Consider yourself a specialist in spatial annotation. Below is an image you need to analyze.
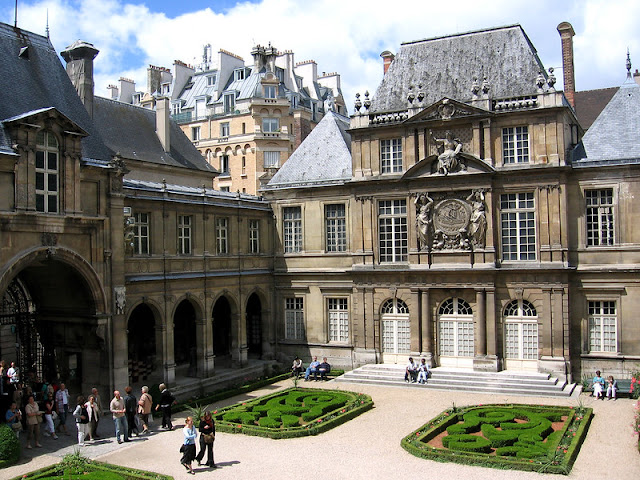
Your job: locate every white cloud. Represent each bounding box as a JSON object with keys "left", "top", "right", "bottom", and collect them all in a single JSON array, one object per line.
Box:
[{"left": 2, "top": 0, "right": 638, "bottom": 110}]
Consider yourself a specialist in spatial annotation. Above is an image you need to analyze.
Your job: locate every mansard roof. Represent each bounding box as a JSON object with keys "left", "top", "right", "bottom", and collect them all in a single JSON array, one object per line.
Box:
[
  {"left": 263, "top": 111, "right": 351, "bottom": 189},
  {"left": 0, "top": 22, "right": 112, "bottom": 162},
  {"left": 370, "top": 24, "right": 546, "bottom": 113},
  {"left": 93, "top": 97, "right": 215, "bottom": 173},
  {"left": 573, "top": 76, "right": 640, "bottom": 165}
]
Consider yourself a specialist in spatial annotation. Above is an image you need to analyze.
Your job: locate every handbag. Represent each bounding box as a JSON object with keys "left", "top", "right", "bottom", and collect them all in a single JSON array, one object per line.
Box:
[
  {"left": 52, "top": 411, "right": 58, "bottom": 420},
  {"left": 179, "top": 444, "right": 186, "bottom": 453},
  {"left": 202, "top": 433, "right": 215, "bottom": 444}
]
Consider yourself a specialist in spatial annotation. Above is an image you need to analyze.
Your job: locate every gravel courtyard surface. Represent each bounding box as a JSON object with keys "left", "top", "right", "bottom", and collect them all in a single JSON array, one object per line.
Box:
[{"left": 4, "top": 379, "right": 639, "bottom": 480}]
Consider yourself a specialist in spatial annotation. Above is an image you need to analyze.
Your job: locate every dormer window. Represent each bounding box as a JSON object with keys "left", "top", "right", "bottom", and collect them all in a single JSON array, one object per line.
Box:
[
  {"left": 264, "top": 85, "right": 277, "bottom": 99},
  {"left": 275, "top": 68, "right": 284, "bottom": 82},
  {"left": 234, "top": 68, "right": 245, "bottom": 81},
  {"left": 207, "top": 74, "right": 217, "bottom": 87},
  {"left": 223, "top": 93, "right": 236, "bottom": 114},
  {"left": 35, "top": 130, "right": 59, "bottom": 213}
]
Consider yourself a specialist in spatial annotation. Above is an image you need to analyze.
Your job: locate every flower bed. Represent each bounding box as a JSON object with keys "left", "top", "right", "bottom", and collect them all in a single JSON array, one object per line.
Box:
[
  {"left": 401, "top": 403, "right": 593, "bottom": 475},
  {"left": 212, "top": 387, "right": 372, "bottom": 439}
]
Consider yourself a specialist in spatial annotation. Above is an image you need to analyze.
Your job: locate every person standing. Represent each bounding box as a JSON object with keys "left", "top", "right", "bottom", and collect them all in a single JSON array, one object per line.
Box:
[
  {"left": 195, "top": 411, "right": 216, "bottom": 468},
  {"left": 43, "top": 392, "right": 58, "bottom": 439},
  {"left": 73, "top": 395, "right": 89, "bottom": 446},
  {"left": 110, "top": 390, "right": 129, "bottom": 444},
  {"left": 91, "top": 387, "right": 102, "bottom": 438},
  {"left": 0, "top": 360, "right": 5, "bottom": 395},
  {"left": 85, "top": 395, "right": 100, "bottom": 441},
  {"left": 55, "top": 383, "right": 70, "bottom": 435},
  {"left": 155, "top": 383, "right": 176, "bottom": 431},
  {"left": 25, "top": 394, "right": 43, "bottom": 448},
  {"left": 7, "top": 361, "right": 19, "bottom": 387},
  {"left": 137, "top": 385, "right": 153, "bottom": 434},
  {"left": 124, "top": 386, "right": 139, "bottom": 438},
  {"left": 180, "top": 416, "right": 197, "bottom": 474}
]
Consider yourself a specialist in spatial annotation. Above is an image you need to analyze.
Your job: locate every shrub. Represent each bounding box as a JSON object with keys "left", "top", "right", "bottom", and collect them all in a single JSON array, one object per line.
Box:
[
  {"left": 630, "top": 372, "right": 640, "bottom": 399},
  {"left": 0, "top": 423, "right": 20, "bottom": 468}
]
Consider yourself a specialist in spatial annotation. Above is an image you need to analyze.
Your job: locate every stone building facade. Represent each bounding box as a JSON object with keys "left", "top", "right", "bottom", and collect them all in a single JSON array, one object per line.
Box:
[{"left": 263, "top": 24, "right": 640, "bottom": 383}]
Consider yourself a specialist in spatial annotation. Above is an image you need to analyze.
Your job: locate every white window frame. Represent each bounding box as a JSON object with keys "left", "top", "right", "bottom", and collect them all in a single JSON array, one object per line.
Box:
[
  {"left": 220, "top": 122, "right": 230, "bottom": 137},
  {"left": 191, "top": 126, "right": 201, "bottom": 141},
  {"left": 381, "top": 299, "right": 410, "bottom": 354},
  {"left": 133, "top": 212, "right": 150, "bottom": 255},
  {"left": 264, "top": 85, "right": 277, "bottom": 99},
  {"left": 504, "top": 300, "right": 538, "bottom": 360},
  {"left": 220, "top": 155, "right": 230, "bottom": 174},
  {"left": 178, "top": 215, "right": 192, "bottom": 255},
  {"left": 223, "top": 93, "right": 235, "bottom": 113},
  {"left": 216, "top": 217, "right": 228, "bottom": 254},
  {"left": 380, "top": 138, "right": 403, "bottom": 173},
  {"left": 438, "top": 298, "right": 474, "bottom": 357},
  {"left": 325, "top": 204, "right": 346, "bottom": 252},
  {"left": 249, "top": 219, "right": 260, "bottom": 254},
  {"left": 283, "top": 206, "right": 302, "bottom": 253},
  {"left": 35, "top": 130, "right": 59, "bottom": 213},
  {"left": 328, "top": 298, "right": 349, "bottom": 343},
  {"left": 234, "top": 69, "right": 245, "bottom": 81},
  {"left": 378, "top": 199, "right": 407, "bottom": 263},
  {"left": 262, "top": 117, "right": 279, "bottom": 133},
  {"left": 502, "top": 126, "right": 530, "bottom": 164},
  {"left": 207, "top": 74, "right": 217, "bottom": 86},
  {"left": 500, "top": 192, "right": 536, "bottom": 261},
  {"left": 285, "top": 297, "right": 305, "bottom": 340},
  {"left": 588, "top": 301, "right": 617, "bottom": 353},
  {"left": 586, "top": 189, "right": 614, "bottom": 246}
]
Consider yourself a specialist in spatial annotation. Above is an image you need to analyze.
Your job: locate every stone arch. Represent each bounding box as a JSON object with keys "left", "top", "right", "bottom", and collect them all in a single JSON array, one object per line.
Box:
[
  {"left": 172, "top": 296, "right": 203, "bottom": 375},
  {"left": 127, "top": 301, "right": 162, "bottom": 383},
  {"left": 211, "top": 292, "right": 238, "bottom": 362}
]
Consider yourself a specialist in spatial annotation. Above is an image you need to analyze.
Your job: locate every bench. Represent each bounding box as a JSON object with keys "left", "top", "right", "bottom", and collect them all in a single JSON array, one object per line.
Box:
[{"left": 585, "top": 379, "right": 634, "bottom": 398}]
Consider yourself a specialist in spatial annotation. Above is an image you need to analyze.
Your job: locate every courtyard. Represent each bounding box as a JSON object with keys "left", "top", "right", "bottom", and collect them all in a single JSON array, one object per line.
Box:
[{"left": 4, "top": 378, "right": 638, "bottom": 479}]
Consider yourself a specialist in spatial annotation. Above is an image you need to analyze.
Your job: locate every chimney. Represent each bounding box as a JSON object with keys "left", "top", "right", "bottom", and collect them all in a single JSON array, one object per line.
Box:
[
  {"left": 107, "top": 84, "right": 118, "bottom": 100},
  {"left": 557, "top": 22, "right": 576, "bottom": 107},
  {"left": 380, "top": 50, "right": 395, "bottom": 75},
  {"left": 61, "top": 40, "right": 99, "bottom": 117},
  {"left": 156, "top": 97, "right": 170, "bottom": 153}
]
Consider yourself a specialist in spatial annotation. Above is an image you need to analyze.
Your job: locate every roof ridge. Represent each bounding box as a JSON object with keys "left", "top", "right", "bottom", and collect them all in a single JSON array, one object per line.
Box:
[{"left": 401, "top": 24, "right": 522, "bottom": 46}]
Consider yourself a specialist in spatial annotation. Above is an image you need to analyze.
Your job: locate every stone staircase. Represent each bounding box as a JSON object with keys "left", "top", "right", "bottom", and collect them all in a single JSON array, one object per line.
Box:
[{"left": 333, "top": 364, "right": 578, "bottom": 398}]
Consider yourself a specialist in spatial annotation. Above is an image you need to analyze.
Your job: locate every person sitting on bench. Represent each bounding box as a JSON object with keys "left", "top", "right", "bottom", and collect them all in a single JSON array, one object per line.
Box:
[
  {"left": 315, "top": 358, "right": 331, "bottom": 381},
  {"left": 291, "top": 357, "right": 304, "bottom": 377},
  {"left": 304, "top": 357, "right": 320, "bottom": 381}
]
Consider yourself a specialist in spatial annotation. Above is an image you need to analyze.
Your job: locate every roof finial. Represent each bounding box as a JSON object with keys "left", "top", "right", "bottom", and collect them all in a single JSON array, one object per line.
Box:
[
  {"left": 46, "top": 9, "right": 50, "bottom": 39},
  {"left": 626, "top": 48, "right": 632, "bottom": 79}
]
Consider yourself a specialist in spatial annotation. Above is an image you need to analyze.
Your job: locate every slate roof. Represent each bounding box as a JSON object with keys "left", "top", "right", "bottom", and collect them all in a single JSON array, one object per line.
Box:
[
  {"left": 574, "top": 87, "right": 618, "bottom": 130},
  {"left": 370, "top": 25, "right": 546, "bottom": 113},
  {"left": 264, "top": 111, "right": 351, "bottom": 189},
  {"left": 573, "top": 76, "right": 640, "bottom": 164},
  {"left": 0, "top": 22, "right": 112, "bottom": 162},
  {"left": 93, "top": 97, "right": 215, "bottom": 172}
]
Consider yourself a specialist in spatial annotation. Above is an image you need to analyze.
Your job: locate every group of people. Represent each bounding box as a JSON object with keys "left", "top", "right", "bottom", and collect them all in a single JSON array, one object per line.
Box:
[
  {"left": 180, "top": 411, "right": 216, "bottom": 474},
  {"left": 405, "top": 357, "right": 430, "bottom": 384},
  {"left": 592, "top": 370, "right": 618, "bottom": 400},
  {"left": 291, "top": 356, "right": 331, "bottom": 381}
]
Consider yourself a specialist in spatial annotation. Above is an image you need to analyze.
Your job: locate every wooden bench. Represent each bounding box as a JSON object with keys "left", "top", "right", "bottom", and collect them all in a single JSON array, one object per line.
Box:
[{"left": 585, "top": 379, "right": 633, "bottom": 398}]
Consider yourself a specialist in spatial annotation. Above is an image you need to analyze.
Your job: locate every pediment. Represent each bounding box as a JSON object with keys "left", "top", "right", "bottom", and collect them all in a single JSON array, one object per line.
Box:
[
  {"left": 404, "top": 97, "right": 491, "bottom": 124},
  {"left": 403, "top": 152, "right": 495, "bottom": 179},
  {"left": 2, "top": 107, "right": 88, "bottom": 136}
]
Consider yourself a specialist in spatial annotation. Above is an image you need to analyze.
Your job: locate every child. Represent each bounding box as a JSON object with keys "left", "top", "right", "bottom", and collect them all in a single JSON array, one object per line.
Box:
[
  {"left": 416, "top": 358, "right": 430, "bottom": 384},
  {"left": 606, "top": 375, "right": 618, "bottom": 400}
]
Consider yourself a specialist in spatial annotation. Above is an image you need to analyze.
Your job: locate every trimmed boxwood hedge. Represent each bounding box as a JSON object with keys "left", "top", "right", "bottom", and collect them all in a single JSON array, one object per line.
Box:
[
  {"left": 212, "top": 387, "right": 372, "bottom": 439},
  {"left": 401, "top": 403, "right": 593, "bottom": 475},
  {"left": 0, "top": 423, "right": 20, "bottom": 468},
  {"left": 11, "top": 459, "right": 173, "bottom": 480}
]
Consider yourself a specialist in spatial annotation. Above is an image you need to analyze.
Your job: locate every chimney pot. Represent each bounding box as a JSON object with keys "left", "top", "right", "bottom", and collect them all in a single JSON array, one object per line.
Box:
[
  {"left": 380, "top": 50, "right": 395, "bottom": 75},
  {"left": 557, "top": 22, "right": 576, "bottom": 108}
]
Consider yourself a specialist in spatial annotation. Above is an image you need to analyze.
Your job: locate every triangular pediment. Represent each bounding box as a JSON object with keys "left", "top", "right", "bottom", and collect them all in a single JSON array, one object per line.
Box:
[
  {"left": 2, "top": 107, "right": 89, "bottom": 137},
  {"left": 404, "top": 97, "right": 492, "bottom": 124},
  {"left": 403, "top": 152, "right": 495, "bottom": 179}
]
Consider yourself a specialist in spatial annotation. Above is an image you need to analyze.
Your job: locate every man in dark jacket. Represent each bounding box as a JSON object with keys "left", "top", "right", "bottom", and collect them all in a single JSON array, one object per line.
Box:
[
  {"left": 124, "top": 386, "right": 139, "bottom": 437},
  {"left": 155, "top": 383, "right": 176, "bottom": 430},
  {"left": 315, "top": 358, "right": 331, "bottom": 381}
]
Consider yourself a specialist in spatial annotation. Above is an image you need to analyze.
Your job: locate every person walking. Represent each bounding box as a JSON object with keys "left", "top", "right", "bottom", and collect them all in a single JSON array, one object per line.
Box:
[
  {"left": 73, "top": 395, "right": 89, "bottom": 446},
  {"left": 137, "top": 385, "right": 153, "bottom": 434},
  {"left": 85, "top": 395, "right": 100, "bottom": 441},
  {"left": 110, "top": 390, "right": 129, "bottom": 444},
  {"left": 180, "top": 416, "right": 197, "bottom": 474},
  {"left": 25, "top": 394, "right": 43, "bottom": 448},
  {"left": 195, "top": 410, "right": 216, "bottom": 468},
  {"left": 90, "top": 387, "right": 102, "bottom": 438},
  {"left": 155, "top": 383, "right": 176, "bottom": 431},
  {"left": 43, "top": 392, "right": 58, "bottom": 439},
  {"left": 124, "top": 386, "right": 139, "bottom": 438},
  {"left": 55, "top": 382, "right": 70, "bottom": 436}
]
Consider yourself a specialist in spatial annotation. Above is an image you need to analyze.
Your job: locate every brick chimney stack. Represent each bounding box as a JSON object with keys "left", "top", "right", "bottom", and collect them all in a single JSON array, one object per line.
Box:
[
  {"left": 557, "top": 22, "right": 576, "bottom": 108},
  {"left": 380, "top": 50, "right": 395, "bottom": 75},
  {"left": 61, "top": 40, "right": 100, "bottom": 117}
]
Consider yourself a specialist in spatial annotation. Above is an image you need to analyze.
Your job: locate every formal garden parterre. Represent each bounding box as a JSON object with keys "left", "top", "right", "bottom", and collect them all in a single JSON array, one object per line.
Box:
[
  {"left": 212, "top": 387, "right": 373, "bottom": 438},
  {"left": 401, "top": 403, "right": 593, "bottom": 475}
]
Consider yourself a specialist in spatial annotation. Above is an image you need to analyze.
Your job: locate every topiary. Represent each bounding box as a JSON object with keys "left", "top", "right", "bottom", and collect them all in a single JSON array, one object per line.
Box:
[{"left": 0, "top": 423, "right": 20, "bottom": 467}]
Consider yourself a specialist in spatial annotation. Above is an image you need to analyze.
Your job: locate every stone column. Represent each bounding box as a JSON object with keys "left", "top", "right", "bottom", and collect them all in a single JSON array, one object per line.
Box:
[
  {"left": 421, "top": 289, "right": 433, "bottom": 366},
  {"left": 475, "top": 289, "right": 487, "bottom": 356}
]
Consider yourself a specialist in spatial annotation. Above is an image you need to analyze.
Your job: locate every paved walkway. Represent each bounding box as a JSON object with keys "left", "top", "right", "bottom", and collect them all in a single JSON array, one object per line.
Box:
[{"left": 4, "top": 379, "right": 639, "bottom": 479}]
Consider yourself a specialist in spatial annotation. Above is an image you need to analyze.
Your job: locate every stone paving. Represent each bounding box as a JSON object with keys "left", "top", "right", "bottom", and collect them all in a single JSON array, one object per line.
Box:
[{"left": 3, "top": 379, "right": 639, "bottom": 480}]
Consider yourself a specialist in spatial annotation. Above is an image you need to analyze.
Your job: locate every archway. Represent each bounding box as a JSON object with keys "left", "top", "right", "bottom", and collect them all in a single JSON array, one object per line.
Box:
[
  {"left": 212, "top": 296, "right": 232, "bottom": 365},
  {"left": 127, "top": 304, "right": 158, "bottom": 383},
  {"left": 246, "top": 293, "right": 262, "bottom": 357},
  {"left": 173, "top": 300, "right": 197, "bottom": 376}
]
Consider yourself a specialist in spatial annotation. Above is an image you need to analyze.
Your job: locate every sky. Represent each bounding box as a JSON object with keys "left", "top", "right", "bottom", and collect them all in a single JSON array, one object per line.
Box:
[{"left": 2, "top": 0, "right": 639, "bottom": 111}]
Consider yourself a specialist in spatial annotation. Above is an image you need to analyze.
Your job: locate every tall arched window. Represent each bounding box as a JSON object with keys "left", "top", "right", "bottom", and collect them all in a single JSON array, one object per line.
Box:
[
  {"left": 438, "top": 298, "right": 474, "bottom": 357},
  {"left": 504, "top": 299, "right": 538, "bottom": 361},
  {"left": 35, "top": 130, "right": 59, "bottom": 213},
  {"left": 381, "top": 298, "right": 410, "bottom": 354}
]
